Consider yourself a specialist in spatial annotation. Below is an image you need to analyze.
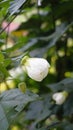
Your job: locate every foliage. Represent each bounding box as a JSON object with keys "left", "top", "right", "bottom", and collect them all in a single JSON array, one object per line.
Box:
[{"left": 0, "top": 0, "right": 73, "bottom": 130}]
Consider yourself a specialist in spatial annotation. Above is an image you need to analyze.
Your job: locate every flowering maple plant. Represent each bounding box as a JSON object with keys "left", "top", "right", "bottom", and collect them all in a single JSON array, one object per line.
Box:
[
  {"left": 52, "top": 91, "right": 68, "bottom": 105},
  {"left": 21, "top": 56, "right": 50, "bottom": 82}
]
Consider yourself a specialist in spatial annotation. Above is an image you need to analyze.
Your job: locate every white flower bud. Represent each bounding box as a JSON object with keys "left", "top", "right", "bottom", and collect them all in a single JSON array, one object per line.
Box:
[
  {"left": 21, "top": 56, "right": 50, "bottom": 82},
  {"left": 52, "top": 91, "right": 68, "bottom": 105}
]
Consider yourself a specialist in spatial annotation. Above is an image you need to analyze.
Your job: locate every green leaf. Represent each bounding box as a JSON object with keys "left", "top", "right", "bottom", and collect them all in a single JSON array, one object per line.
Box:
[
  {"left": 25, "top": 94, "right": 52, "bottom": 129},
  {"left": 63, "top": 93, "right": 73, "bottom": 116},
  {"left": 0, "top": 51, "right": 4, "bottom": 62},
  {"left": 47, "top": 78, "right": 73, "bottom": 92},
  {"left": 0, "top": 89, "right": 39, "bottom": 130},
  {"left": 0, "top": 0, "right": 9, "bottom": 7},
  {"left": 0, "top": 104, "right": 9, "bottom": 130},
  {"left": 0, "top": 63, "right": 9, "bottom": 78},
  {"left": 9, "top": 0, "right": 27, "bottom": 15},
  {"left": 4, "top": 59, "right": 11, "bottom": 67}
]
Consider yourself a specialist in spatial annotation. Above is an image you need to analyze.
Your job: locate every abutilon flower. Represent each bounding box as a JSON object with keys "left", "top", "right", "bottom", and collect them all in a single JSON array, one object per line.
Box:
[
  {"left": 21, "top": 56, "right": 50, "bottom": 82},
  {"left": 52, "top": 91, "right": 68, "bottom": 105}
]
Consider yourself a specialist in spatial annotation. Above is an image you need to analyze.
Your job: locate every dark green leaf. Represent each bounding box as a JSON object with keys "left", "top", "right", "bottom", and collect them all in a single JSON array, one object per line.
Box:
[
  {"left": 0, "top": 89, "right": 38, "bottom": 130},
  {"left": 47, "top": 78, "right": 73, "bottom": 92}
]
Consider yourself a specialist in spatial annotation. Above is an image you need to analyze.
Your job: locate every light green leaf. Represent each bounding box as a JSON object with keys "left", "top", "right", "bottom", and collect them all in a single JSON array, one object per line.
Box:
[{"left": 0, "top": 51, "right": 4, "bottom": 62}]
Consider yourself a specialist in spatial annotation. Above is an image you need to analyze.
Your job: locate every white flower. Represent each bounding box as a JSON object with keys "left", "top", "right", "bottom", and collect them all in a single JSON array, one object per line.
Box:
[
  {"left": 52, "top": 91, "right": 68, "bottom": 105},
  {"left": 21, "top": 56, "right": 50, "bottom": 82},
  {"left": 38, "top": 0, "right": 42, "bottom": 6},
  {"left": 9, "top": 66, "right": 23, "bottom": 78}
]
